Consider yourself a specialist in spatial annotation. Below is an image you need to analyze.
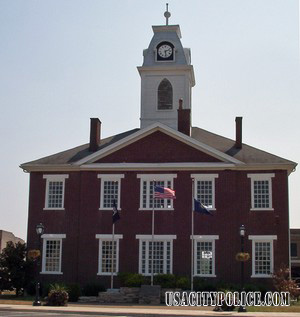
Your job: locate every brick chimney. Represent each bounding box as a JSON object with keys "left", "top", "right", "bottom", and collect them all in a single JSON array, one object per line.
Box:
[
  {"left": 235, "top": 117, "right": 242, "bottom": 149},
  {"left": 89, "top": 118, "right": 101, "bottom": 152},
  {"left": 177, "top": 99, "right": 191, "bottom": 136}
]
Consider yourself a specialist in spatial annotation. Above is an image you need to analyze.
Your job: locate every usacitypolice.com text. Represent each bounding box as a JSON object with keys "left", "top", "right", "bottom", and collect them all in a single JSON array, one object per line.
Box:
[{"left": 165, "top": 291, "right": 290, "bottom": 307}]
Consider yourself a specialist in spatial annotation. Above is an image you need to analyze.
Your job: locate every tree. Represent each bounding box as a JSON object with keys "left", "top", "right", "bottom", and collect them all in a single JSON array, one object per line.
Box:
[{"left": 0, "top": 241, "right": 34, "bottom": 296}]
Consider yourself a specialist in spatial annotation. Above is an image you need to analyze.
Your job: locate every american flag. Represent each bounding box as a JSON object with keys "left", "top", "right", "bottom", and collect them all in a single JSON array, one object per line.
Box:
[{"left": 154, "top": 185, "right": 176, "bottom": 199}]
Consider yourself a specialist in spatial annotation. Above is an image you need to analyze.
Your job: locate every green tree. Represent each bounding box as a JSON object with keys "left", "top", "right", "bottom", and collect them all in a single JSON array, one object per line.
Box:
[{"left": 0, "top": 241, "right": 34, "bottom": 296}]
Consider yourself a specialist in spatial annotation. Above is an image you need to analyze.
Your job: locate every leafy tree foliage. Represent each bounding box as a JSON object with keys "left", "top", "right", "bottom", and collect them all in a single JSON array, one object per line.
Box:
[{"left": 0, "top": 241, "right": 34, "bottom": 296}]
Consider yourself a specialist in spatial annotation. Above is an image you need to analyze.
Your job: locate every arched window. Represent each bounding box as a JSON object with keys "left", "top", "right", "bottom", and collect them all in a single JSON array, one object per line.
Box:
[{"left": 157, "top": 79, "right": 173, "bottom": 110}]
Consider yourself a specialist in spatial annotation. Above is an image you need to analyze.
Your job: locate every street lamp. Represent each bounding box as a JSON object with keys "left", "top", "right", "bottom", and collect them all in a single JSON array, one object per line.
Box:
[
  {"left": 238, "top": 225, "right": 247, "bottom": 313},
  {"left": 33, "top": 223, "right": 44, "bottom": 306}
]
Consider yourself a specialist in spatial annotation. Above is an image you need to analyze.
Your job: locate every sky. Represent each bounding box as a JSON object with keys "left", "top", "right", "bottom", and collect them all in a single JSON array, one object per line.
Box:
[{"left": 0, "top": 0, "right": 299, "bottom": 241}]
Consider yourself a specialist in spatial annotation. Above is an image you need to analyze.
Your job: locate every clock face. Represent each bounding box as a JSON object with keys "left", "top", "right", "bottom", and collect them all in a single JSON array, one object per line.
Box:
[{"left": 158, "top": 44, "right": 173, "bottom": 58}]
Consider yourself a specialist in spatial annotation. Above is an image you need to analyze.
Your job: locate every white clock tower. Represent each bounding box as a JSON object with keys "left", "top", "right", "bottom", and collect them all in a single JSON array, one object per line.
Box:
[{"left": 138, "top": 8, "right": 195, "bottom": 130}]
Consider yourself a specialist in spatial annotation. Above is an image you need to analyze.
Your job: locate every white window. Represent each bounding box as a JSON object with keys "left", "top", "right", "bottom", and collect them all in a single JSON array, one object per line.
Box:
[
  {"left": 137, "top": 174, "right": 177, "bottom": 210},
  {"left": 249, "top": 235, "right": 277, "bottom": 278},
  {"left": 41, "top": 234, "right": 66, "bottom": 274},
  {"left": 191, "top": 174, "right": 218, "bottom": 210},
  {"left": 192, "top": 235, "right": 218, "bottom": 277},
  {"left": 98, "top": 174, "right": 124, "bottom": 210},
  {"left": 43, "top": 175, "right": 69, "bottom": 210},
  {"left": 96, "top": 234, "right": 123, "bottom": 275},
  {"left": 248, "top": 174, "right": 275, "bottom": 210},
  {"left": 136, "top": 235, "right": 176, "bottom": 275}
]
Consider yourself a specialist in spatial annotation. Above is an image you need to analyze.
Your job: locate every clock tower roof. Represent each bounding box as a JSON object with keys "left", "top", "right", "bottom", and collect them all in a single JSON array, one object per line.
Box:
[{"left": 142, "top": 24, "right": 191, "bottom": 67}]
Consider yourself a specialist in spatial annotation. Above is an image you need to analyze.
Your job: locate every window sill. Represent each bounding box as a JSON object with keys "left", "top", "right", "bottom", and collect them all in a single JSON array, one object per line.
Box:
[
  {"left": 250, "top": 208, "right": 274, "bottom": 211},
  {"left": 251, "top": 274, "right": 272, "bottom": 278},
  {"left": 43, "top": 208, "right": 65, "bottom": 211},
  {"left": 139, "top": 208, "right": 174, "bottom": 211},
  {"left": 97, "top": 272, "right": 118, "bottom": 276},
  {"left": 99, "top": 208, "right": 122, "bottom": 211},
  {"left": 140, "top": 273, "right": 172, "bottom": 276},
  {"left": 40, "top": 271, "right": 63, "bottom": 275},
  {"left": 194, "top": 274, "right": 216, "bottom": 278}
]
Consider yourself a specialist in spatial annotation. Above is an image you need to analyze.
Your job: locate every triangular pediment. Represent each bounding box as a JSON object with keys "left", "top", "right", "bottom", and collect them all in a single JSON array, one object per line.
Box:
[
  {"left": 75, "top": 123, "right": 243, "bottom": 167},
  {"left": 95, "top": 130, "right": 221, "bottom": 164}
]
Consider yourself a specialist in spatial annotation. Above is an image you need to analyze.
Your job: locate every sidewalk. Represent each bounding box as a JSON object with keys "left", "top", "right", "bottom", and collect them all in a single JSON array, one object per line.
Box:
[{"left": 1, "top": 303, "right": 300, "bottom": 317}]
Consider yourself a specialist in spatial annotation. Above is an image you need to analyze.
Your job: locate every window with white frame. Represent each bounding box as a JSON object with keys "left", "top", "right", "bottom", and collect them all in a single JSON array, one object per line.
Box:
[
  {"left": 43, "top": 175, "right": 69, "bottom": 210},
  {"left": 96, "top": 234, "right": 123, "bottom": 275},
  {"left": 192, "top": 235, "right": 218, "bottom": 277},
  {"left": 98, "top": 174, "right": 124, "bottom": 210},
  {"left": 191, "top": 174, "right": 218, "bottom": 210},
  {"left": 137, "top": 174, "right": 177, "bottom": 210},
  {"left": 248, "top": 174, "right": 275, "bottom": 210},
  {"left": 136, "top": 235, "right": 176, "bottom": 275},
  {"left": 41, "top": 234, "right": 66, "bottom": 274},
  {"left": 249, "top": 235, "right": 277, "bottom": 277}
]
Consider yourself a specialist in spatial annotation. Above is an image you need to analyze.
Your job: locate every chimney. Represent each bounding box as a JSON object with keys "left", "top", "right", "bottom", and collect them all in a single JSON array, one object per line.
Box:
[
  {"left": 177, "top": 99, "right": 191, "bottom": 136},
  {"left": 89, "top": 118, "right": 101, "bottom": 152},
  {"left": 235, "top": 117, "right": 242, "bottom": 149}
]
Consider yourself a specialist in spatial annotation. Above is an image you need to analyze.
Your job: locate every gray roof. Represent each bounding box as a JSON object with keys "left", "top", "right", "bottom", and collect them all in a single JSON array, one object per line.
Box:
[{"left": 21, "top": 126, "right": 296, "bottom": 169}]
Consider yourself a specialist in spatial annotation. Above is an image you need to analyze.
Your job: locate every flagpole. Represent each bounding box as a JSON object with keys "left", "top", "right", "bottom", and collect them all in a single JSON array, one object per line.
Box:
[
  {"left": 151, "top": 180, "right": 155, "bottom": 286},
  {"left": 191, "top": 179, "right": 194, "bottom": 291},
  {"left": 111, "top": 222, "right": 115, "bottom": 289}
]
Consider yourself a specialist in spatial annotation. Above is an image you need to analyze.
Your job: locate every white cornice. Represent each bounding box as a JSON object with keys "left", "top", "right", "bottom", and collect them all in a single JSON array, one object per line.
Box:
[
  {"left": 20, "top": 162, "right": 295, "bottom": 173},
  {"left": 74, "top": 122, "right": 244, "bottom": 166}
]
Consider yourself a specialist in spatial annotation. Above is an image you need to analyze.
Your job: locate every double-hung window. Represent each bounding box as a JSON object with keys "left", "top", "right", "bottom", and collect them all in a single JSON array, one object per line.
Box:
[
  {"left": 249, "top": 235, "right": 277, "bottom": 278},
  {"left": 136, "top": 235, "right": 176, "bottom": 275},
  {"left": 192, "top": 235, "right": 218, "bottom": 277},
  {"left": 41, "top": 234, "right": 66, "bottom": 274},
  {"left": 137, "top": 174, "right": 177, "bottom": 210},
  {"left": 248, "top": 174, "right": 275, "bottom": 210},
  {"left": 98, "top": 174, "right": 124, "bottom": 210},
  {"left": 43, "top": 174, "right": 69, "bottom": 210},
  {"left": 96, "top": 234, "right": 123, "bottom": 275},
  {"left": 191, "top": 174, "right": 218, "bottom": 210}
]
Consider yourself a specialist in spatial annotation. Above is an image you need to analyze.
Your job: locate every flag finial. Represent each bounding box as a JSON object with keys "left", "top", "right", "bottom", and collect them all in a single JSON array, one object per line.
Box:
[{"left": 164, "top": 3, "right": 171, "bottom": 26}]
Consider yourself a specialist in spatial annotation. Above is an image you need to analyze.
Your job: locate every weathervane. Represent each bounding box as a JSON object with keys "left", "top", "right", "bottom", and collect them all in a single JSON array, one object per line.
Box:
[{"left": 164, "top": 3, "right": 171, "bottom": 26}]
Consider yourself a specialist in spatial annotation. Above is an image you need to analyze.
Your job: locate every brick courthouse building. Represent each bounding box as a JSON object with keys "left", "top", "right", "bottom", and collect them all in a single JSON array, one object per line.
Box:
[{"left": 21, "top": 16, "right": 296, "bottom": 288}]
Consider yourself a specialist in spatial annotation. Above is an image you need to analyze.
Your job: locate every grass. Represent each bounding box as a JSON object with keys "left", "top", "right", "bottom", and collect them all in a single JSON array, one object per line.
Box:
[{"left": 245, "top": 300, "right": 300, "bottom": 313}]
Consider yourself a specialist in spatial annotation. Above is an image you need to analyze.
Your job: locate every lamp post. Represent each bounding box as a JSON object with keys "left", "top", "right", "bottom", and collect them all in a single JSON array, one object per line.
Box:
[
  {"left": 238, "top": 225, "right": 247, "bottom": 313},
  {"left": 33, "top": 223, "right": 44, "bottom": 306}
]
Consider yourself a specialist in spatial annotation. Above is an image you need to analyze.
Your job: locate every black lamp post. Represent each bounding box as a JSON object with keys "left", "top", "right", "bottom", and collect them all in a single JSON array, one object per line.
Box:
[
  {"left": 33, "top": 223, "right": 44, "bottom": 306},
  {"left": 238, "top": 224, "right": 247, "bottom": 313}
]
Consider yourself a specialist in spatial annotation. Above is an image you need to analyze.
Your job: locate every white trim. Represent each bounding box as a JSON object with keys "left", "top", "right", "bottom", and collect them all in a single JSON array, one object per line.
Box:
[
  {"left": 43, "top": 174, "right": 69, "bottom": 210},
  {"left": 41, "top": 235, "right": 66, "bottom": 275},
  {"left": 41, "top": 233, "right": 66, "bottom": 240},
  {"left": 43, "top": 174, "right": 69, "bottom": 180},
  {"left": 96, "top": 235, "right": 123, "bottom": 276},
  {"left": 190, "top": 235, "right": 219, "bottom": 240},
  {"left": 191, "top": 174, "right": 219, "bottom": 210},
  {"left": 136, "top": 235, "right": 176, "bottom": 275},
  {"left": 249, "top": 235, "right": 277, "bottom": 278},
  {"left": 97, "top": 174, "right": 125, "bottom": 180},
  {"left": 74, "top": 122, "right": 244, "bottom": 166},
  {"left": 249, "top": 235, "right": 277, "bottom": 241},
  {"left": 98, "top": 174, "right": 124, "bottom": 210},
  {"left": 136, "top": 235, "right": 177, "bottom": 240},
  {"left": 137, "top": 174, "right": 177, "bottom": 180},
  {"left": 96, "top": 234, "right": 123, "bottom": 239},
  {"left": 21, "top": 162, "right": 296, "bottom": 174},
  {"left": 248, "top": 173, "right": 275, "bottom": 210}
]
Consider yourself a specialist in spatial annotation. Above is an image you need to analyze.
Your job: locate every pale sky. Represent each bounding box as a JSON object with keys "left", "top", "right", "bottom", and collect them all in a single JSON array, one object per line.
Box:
[{"left": 0, "top": 0, "right": 299, "bottom": 240}]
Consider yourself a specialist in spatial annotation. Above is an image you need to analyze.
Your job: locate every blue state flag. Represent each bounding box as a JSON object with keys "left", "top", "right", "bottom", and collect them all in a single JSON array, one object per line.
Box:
[
  {"left": 112, "top": 200, "right": 120, "bottom": 223},
  {"left": 194, "top": 199, "right": 213, "bottom": 216}
]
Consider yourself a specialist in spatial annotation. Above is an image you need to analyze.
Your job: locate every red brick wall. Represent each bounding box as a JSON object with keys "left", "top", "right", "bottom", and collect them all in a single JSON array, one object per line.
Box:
[
  {"left": 27, "top": 169, "right": 289, "bottom": 287},
  {"left": 96, "top": 131, "right": 222, "bottom": 163}
]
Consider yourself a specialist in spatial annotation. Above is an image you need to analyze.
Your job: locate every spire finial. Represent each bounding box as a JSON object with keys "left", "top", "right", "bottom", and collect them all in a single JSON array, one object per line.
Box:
[{"left": 164, "top": 3, "right": 171, "bottom": 26}]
